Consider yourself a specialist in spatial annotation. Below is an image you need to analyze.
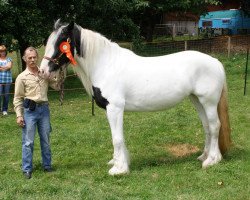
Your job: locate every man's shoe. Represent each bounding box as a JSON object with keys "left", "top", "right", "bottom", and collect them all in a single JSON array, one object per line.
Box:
[
  {"left": 44, "top": 168, "right": 53, "bottom": 173},
  {"left": 23, "top": 171, "right": 32, "bottom": 179},
  {"left": 3, "top": 111, "right": 7, "bottom": 116}
]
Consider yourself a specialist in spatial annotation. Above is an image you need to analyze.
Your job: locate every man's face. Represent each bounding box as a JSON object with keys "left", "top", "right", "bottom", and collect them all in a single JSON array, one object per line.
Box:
[{"left": 24, "top": 50, "right": 38, "bottom": 68}]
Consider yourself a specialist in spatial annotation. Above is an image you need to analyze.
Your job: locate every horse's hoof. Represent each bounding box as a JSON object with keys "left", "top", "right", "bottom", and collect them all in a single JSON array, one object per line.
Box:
[
  {"left": 197, "top": 153, "right": 207, "bottom": 162},
  {"left": 107, "top": 159, "right": 114, "bottom": 166},
  {"left": 202, "top": 154, "right": 222, "bottom": 168},
  {"left": 108, "top": 166, "right": 129, "bottom": 176}
]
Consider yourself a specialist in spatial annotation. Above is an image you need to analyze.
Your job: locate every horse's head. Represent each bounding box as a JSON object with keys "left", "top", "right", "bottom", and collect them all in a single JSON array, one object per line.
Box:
[{"left": 39, "top": 19, "right": 81, "bottom": 79}]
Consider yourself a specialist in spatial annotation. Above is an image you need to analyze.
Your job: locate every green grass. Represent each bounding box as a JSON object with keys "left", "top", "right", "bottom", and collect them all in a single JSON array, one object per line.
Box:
[{"left": 0, "top": 52, "right": 249, "bottom": 199}]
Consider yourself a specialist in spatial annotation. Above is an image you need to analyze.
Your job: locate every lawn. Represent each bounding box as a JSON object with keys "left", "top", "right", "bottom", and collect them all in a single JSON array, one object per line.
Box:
[{"left": 0, "top": 52, "right": 249, "bottom": 199}]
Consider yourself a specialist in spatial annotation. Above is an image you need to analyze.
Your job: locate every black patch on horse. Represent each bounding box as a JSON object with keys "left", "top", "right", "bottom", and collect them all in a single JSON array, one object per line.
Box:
[
  {"left": 92, "top": 86, "right": 109, "bottom": 109},
  {"left": 73, "top": 25, "right": 82, "bottom": 57}
]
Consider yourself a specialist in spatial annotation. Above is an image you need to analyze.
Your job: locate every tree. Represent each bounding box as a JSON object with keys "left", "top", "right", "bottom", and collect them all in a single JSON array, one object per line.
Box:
[
  {"left": 0, "top": 0, "right": 51, "bottom": 70},
  {"left": 0, "top": 0, "right": 140, "bottom": 70},
  {"left": 52, "top": 0, "right": 140, "bottom": 41},
  {"left": 240, "top": 0, "right": 250, "bottom": 14}
]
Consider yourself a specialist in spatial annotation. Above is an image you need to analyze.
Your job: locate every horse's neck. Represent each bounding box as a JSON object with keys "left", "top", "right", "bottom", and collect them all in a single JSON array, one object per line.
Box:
[{"left": 75, "top": 28, "right": 119, "bottom": 95}]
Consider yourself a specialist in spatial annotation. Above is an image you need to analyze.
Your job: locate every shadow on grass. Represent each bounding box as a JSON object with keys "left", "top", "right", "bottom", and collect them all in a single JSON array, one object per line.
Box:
[
  {"left": 223, "top": 145, "right": 249, "bottom": 161},
  {"left": 130, "top": 145, "right": 247, "bottom": 172},
  {"left": 131, "top": 151, "right": 201, "bottom": 172}
]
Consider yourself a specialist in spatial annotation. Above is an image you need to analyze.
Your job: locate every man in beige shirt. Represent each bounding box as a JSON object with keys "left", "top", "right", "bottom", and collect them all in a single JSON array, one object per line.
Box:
[{"left": 14, "top": 47, "right": 59, "bottom": 179}]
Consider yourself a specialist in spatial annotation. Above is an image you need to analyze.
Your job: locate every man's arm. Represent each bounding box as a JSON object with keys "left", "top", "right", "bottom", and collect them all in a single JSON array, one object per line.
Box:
[{"left": 13, "top": 76, "right": 25, "bottom": 127}]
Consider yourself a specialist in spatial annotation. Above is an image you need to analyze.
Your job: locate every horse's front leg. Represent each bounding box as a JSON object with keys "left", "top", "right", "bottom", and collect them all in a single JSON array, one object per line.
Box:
[{"left": 106, "top": 104, "right": 130, "bottom": 175}]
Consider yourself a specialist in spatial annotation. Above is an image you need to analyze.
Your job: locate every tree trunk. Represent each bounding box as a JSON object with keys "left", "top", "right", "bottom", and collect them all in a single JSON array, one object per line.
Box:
[
  {"left": 13, "top": 17, "right": 29, "bottom": 71},
  {"left": 19, "top": 44, "right": 29, "bottom": 71},
  {"left": 145, "top": 22, "right": 155, "bottom": 42},
  {"left": 140, "top": 8, "right": 161, "bottom": 42}
]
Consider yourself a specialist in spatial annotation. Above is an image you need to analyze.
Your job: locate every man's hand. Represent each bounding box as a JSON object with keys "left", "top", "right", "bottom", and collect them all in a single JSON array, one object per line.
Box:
[{"left": 17, "top": 116, "right": 25, "bottom": 127}]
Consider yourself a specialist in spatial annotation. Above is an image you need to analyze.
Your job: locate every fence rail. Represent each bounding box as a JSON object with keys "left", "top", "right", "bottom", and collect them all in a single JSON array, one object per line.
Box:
[{"left": 125, "top": 35, "right": 250, "bottom": 57}]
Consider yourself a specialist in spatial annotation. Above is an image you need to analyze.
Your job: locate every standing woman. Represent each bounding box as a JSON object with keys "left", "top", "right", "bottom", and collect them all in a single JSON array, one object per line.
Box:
[{"left": 0, "top": 45, "right": 13, "bottom": 115}]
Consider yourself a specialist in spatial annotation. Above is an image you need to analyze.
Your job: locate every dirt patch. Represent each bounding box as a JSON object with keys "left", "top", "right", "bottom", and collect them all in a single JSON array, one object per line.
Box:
[{"left": 166, "top": 144, "right": 200, "bottom": 157}]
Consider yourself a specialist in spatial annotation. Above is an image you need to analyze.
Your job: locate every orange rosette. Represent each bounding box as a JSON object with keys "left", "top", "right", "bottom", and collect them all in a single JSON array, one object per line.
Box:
[{"left": 59, "top": 42, "right": 77, "bottom": 65}]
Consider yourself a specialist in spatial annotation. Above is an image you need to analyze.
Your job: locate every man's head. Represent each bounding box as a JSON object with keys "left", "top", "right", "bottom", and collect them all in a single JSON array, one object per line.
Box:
[{"left": 22, "top": 47, "right": 38, "bottom": 68}]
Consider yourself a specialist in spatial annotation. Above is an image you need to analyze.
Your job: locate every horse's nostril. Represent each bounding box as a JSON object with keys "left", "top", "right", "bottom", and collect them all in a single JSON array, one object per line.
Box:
[{"left": 38, "top": 69, "right": 46, "bottom": 76}]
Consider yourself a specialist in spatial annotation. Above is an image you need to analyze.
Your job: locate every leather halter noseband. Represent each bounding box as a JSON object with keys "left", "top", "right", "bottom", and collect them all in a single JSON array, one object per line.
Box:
[{"left": 43, "top": 38, "right": 72, "bottom": 65}]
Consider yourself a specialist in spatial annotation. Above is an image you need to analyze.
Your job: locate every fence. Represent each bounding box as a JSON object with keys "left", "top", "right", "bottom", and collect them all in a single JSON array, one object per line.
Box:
[
  {"left": 154, "top": 23, "right": 198, "bottom": 37},
  {"left": 129, "top": 35, "right": 250, "bottom": 57}
]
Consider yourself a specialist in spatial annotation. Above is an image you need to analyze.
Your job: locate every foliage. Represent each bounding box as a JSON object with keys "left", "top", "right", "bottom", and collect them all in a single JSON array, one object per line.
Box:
[
  {"left": 0, "top": 0, "right": 8, "bottom": 6},
  {"left": 0, "top": 0, "right": 140, "bottom": 70},
  {"left": 0, "top": 0, "right": 139, "bottom": 48},
  {"left": 72, "top": 0, "right": 140, "bottom": 41},
  {"left": 240, "top": 0, "right": 250, "bottom": 14},
  {"left": 0, "top": 0, "right": 46, "bottom": 51}
]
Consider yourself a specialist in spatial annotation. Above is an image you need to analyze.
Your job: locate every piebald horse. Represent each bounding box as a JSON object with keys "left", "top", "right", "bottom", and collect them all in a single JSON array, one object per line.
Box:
[{"left": 39, "top": 20, "right": 231, "bottom": 175}]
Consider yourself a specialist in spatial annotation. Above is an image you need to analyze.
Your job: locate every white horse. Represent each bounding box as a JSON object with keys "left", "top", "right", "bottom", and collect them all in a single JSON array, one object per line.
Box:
[{"left": 39, "top": 20, "right": 231, "bottom": 175}]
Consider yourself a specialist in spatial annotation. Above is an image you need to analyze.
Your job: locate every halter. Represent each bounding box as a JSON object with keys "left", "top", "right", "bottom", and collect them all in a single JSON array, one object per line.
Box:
[
  {"left": 43, "top": 38, "right": 77, "bottom": 66},
  {"left": 43, "top": 38, "right": 77, "bottom": 106}
]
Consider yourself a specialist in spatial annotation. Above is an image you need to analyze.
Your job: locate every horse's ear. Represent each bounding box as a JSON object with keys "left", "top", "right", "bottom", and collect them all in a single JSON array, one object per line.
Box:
[
  {"left": 54, "top": 19, "right": 62, "bottom": 30},
  {"left": 66, "top": 21, "right": 75, "bottom": 33}
]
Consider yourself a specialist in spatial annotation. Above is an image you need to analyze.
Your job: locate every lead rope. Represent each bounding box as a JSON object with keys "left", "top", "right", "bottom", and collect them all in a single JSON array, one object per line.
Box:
[
  {"left": 57, "top": 65, "right": 95, "bottom": 116},
  {"left": 59, "top": 67, "right": 65, "bottom": 105},
  {"left": 59, "top": 82, "right": 64, "bottom": 105},
  {"left": 92, "top": 96, "right": 95, "bottom": 116}
]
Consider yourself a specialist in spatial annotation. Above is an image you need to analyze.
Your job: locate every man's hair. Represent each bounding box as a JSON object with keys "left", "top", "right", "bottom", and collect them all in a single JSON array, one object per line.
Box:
[{"left": 22, "top": 47, "right": 38, "bottom": 60}]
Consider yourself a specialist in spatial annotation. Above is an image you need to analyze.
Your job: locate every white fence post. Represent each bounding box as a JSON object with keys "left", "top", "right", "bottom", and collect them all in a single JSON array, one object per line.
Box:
[
  {"left": 185, "top": 41, "right": 188, "bottom": 51},
  {"left": 172, "top": 24, "right": 176, "bottom": 38}
]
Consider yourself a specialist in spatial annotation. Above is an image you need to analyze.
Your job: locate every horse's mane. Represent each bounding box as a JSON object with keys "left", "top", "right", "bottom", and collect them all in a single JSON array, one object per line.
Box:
[
  {"left": 80, "top": 28, "right": 115, "bottom": 57},
  {"left": 74, "top": 26, "right": 121, "bottom": 96}
]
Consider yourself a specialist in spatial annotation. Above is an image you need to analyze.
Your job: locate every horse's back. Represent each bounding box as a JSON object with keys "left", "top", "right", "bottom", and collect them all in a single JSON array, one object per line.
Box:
[
  {"left": 119, "top": 50, "right": 225, "bottom": 111},
  {"left": 122, "top": 50, "right": 223, "bottom": 76}
]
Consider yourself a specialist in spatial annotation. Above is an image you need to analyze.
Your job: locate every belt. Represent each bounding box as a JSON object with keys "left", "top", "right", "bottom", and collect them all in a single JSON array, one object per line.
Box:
[{"left": 36, "top": 101, "right": 48, "bottom": 106}]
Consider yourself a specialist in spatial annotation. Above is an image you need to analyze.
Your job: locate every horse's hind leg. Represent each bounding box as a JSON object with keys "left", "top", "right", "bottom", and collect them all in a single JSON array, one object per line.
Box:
[
  {"left": 199, "top": 99, "right": 222, "bottom": 168},
  {"left": 106, "top": 104, "right": 130, "bottom": 175},
  {"left": 189, "top": 95, "right": 210, "bottom": 161}
]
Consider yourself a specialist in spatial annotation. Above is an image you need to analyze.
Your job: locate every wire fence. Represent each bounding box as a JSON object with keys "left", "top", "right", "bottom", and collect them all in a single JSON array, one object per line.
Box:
[
  {"left": 154, "top": 23, "right": 198, "bottom": 37},
  {"left": 131, "top": 35, "right": 250, "bottom": 57}
]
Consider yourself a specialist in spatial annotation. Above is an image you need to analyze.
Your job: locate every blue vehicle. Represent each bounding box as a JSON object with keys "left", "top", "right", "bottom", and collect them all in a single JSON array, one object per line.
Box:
[{"left": 199, "top": 9, "right": 250, "bottom": 35}]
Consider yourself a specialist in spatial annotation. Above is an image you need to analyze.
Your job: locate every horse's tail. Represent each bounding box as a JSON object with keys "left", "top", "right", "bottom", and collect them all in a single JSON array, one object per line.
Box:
[{"left": 218, "top": 82, "right": 232, "bottom": 154}]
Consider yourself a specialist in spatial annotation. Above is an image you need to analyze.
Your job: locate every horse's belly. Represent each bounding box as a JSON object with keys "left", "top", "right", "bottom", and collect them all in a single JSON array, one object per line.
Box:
[
  {"left": 124, "top": 92, "right": 187, "bottom": 111},
  {"left": 122, "top": 71, "right": 192, "bottom": 111}
]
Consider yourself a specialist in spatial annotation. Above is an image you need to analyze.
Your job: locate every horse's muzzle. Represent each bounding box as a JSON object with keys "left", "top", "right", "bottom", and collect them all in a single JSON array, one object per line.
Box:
[{"left": 38, "top": 69, "right": 50, "bottom": 79}]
